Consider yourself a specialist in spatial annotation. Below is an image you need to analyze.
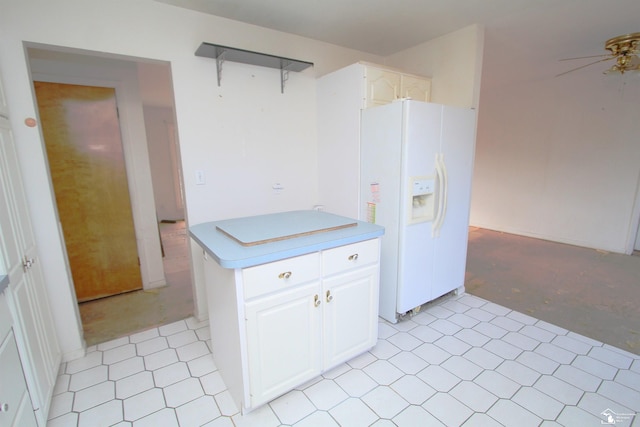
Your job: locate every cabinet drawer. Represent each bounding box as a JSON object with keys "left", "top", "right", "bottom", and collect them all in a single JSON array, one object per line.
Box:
[
  {"left": 243, "top": 252, "right": 320, "bottom": 299},
  {"left": 322, "top": 239, "right": 380, "bottom": 276}
]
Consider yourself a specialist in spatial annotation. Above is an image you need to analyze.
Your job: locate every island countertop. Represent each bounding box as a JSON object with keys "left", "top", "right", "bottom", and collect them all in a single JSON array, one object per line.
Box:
[{"left": 189, "top": 210, "right": 384, "bottom": 269}]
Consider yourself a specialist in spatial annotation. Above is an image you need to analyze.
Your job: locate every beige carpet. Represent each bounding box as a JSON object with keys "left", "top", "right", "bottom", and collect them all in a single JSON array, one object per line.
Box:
[
  {"left": 78, "top": 221, "right": 193, "bottom": 346},
  {"left": 465, "top": 227, "right": 640, "bottom": 355}
]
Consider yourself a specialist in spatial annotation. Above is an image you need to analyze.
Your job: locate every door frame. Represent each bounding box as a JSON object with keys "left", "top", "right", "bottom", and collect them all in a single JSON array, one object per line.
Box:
[
  {"left": 630, "top": 172, "right": 640, "bottom": 253},
  {"left": 31, "top": 70, "right": 166, "bottom": 292}
]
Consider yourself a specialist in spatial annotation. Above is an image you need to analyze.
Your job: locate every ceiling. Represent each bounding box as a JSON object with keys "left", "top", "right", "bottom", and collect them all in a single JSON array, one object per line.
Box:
[
  {"left": 156, "top": 0, "right": 544, "bottom": 56},
  {"left": 31, "top": 0, "right": 639, "bottom": 110},
  {"left": 156, "top": 0, "right": 640, "bottom": 78}
]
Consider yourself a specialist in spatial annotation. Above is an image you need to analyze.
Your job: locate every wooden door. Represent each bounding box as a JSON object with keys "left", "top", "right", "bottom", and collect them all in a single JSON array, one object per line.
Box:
[{"left": 34, "top": 82, "right": 142, "bottom": 302}]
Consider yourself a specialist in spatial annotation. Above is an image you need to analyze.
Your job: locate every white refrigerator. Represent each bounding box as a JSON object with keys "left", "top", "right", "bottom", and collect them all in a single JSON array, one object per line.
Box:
[{"left": 360, "top": 100, "right": 476, "bottom": 323}]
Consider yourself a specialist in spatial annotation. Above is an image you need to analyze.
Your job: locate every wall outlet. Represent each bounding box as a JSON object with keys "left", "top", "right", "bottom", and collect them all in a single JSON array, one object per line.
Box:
[{"left": 272, "top": 183, "right": 284, "bottom": 194}]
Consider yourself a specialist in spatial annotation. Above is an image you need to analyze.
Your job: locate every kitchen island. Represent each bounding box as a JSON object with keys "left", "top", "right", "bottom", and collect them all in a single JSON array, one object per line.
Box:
[{"left": 189, "top": 210, "right": 384, "bottom": 414}]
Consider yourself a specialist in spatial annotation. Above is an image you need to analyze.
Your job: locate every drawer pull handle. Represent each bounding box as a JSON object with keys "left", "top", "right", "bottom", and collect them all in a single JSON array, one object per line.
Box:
[
  {"left": 0, "top": 403, "right": 9, "bottom": 412},
  {"left": 348, "top": 254, "right": 359, "bottom": 261},
  {"left": 278, "top": 271, "right": 292, "bottom": 279},
  {"left": 314, "top": 294, "right": 321, "bottom": 307},
  {"left": 326, "top": 290, "right": 333, "bottom": 303}
]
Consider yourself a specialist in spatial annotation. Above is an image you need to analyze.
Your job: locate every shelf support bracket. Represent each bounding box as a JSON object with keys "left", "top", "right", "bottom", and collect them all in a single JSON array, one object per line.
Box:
[
  {"left": 280, "top": 59, "right": 293, "bottom": 94},
  {"left": 216, "top": 50, "right": 226, "bottom": 87}
]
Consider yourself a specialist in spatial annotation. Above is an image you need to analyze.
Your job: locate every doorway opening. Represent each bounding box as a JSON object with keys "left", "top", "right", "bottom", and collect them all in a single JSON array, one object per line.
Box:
[
  {"left": 27, "top": 46, "right": 193, "bottom": 346},
  {"left": 78, "top": 220, "right": 192, "bottom": 345}
]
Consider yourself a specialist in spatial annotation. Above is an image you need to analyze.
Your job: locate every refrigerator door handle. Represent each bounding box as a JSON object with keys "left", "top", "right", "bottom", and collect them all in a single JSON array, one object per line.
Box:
[
  {"left": 438, "top": 154, "right": 449, "bottom": 235},
  {"left": 431, "top": 153, "right": 444, "bottom": 237},
  {"left": 432, "top": 153, "right": 448, "bottom": 237}
]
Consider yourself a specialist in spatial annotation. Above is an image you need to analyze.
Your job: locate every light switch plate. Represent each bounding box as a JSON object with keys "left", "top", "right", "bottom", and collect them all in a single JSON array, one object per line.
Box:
[{"left": 196, "top": 170, "right": 206, "bottom": 185}]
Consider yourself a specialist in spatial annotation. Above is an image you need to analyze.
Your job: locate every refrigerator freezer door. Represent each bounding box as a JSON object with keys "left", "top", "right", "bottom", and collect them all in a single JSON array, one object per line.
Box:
[{"left": 360, "top": 102, "right": 404, "bottom": 322}]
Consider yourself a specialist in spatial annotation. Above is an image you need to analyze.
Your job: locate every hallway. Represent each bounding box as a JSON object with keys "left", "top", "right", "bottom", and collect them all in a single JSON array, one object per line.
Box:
[{"left": 78, "top": 221, "right": 193, "bottom": 346}]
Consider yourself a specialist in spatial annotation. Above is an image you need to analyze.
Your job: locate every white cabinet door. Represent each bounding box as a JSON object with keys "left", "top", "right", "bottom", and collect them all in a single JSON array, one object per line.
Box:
[
  {"left": 0, "top": 104, "right": 60, "bottom": 424},
  {"left": 0, "top": 293, "right": 38, "bottom": 427},
  {"left": 0, "top": 330, "right": 38, "bottom": 427},
  {"left": 6, "top": 273, "right": 56, "bottom": 421},
  {"left": 365, "top": 66, "right": 431, "bottom": 108},
  {"left": 365, "top": 67, "right": 401, "bottom": 108},
  {"left": 323, "top": 265, "right": 379, "bottom": 368},
  {"left": 401, "top": 74, "right": 431, "bottom": 102},
  {"left": 245, "top": 281, "right": 322, "bottom": 407},
  {"left": 9, "top": 397, "right": 38, "bottom": 427}
]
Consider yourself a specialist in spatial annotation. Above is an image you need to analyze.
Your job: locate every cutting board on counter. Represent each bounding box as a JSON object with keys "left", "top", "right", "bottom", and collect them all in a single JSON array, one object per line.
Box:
[{"left": 216, "top": 211, "right": 357, "bottom": 246}]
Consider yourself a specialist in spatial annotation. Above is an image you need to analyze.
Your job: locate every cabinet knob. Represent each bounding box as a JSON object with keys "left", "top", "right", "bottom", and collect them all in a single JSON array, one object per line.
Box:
[
  {"left": 314, "top": 294, "right": 321, "bottom": 307},
  {"left": 348, "top": 253, "right": 359, "bottom": 261},
  {"left": 326, "top": 290, "right": 333, "bottom": 303},
  {"left": 278, "top": 271, "right": 292, "bottom": 279},
  {"left": 0, "top": 403, "right": 9, "bottom": 412}
]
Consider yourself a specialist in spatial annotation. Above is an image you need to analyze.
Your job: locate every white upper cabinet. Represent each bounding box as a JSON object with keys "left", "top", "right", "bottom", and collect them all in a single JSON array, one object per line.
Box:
[
  {"left": 364, "top": 64, "right": 431, "bottom": 108},
  {"left": 365, "top": 67, "right": 401, "bottom": 107},
  {"left": 400, "top": 74, "right": 432, "bottom": 103},
  {"left": 317, "top": 62, "right": 431, "bottom": 218}
]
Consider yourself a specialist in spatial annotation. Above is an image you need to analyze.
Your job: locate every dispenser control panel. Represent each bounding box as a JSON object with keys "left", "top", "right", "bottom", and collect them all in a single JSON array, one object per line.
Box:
[{"left": 412, "top": 178, "right": 434, "bottom": 196}]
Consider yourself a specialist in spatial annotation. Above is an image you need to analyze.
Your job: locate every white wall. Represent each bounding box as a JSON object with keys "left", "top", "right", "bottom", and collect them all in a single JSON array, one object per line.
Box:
[
  {"left": 0, "top": 0, "right": 383, "bottom": 358},
  {"left": 386, "top": 24, "right": 485, "bottom": 109},
  {"left": 471, "top": 33, "right": 640, "bottom": 254}
]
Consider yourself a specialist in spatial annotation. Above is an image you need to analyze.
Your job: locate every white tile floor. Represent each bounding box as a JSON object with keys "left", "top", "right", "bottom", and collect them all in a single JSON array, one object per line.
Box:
[{"left": 48, "top": 293, "right": 640, "bottom": 427}]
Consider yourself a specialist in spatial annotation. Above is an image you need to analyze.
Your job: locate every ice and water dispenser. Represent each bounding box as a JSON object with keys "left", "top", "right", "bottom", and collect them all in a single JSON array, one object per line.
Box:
[{"left": 408, "top": 176, "right": 435, "bottom": 223}]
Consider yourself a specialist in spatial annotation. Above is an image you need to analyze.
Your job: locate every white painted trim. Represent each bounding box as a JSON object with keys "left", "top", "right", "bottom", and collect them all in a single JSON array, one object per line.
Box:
[
  {"left": 167, "top": 121, "right": 185, "bottom": 213},
  {"left": 627, "top": 169, "right": 640, "bottom": 253}
]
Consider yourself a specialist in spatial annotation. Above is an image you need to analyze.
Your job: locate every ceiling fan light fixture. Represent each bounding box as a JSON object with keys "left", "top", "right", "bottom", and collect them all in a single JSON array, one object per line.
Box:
[
  {"left": 603, "top": 55, "right": 640, "bottom": 74},
  {"left": 557, "top": 32, "right": 640, "bottom": 77},
  {"left": 603, "top": 32, "right": 640, "bottom": 74}
]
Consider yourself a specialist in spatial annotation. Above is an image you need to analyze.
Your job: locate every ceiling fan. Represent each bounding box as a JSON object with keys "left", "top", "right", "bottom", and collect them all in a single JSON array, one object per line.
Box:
[{"left": 557, "top": 32, "right": 640, "bottom": 77}]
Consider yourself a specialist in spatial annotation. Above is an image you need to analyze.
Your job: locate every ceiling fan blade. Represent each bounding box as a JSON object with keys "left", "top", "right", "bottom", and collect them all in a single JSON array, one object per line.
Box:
[
  {"left": 555, "top": 57, "right": 616, "bottom": 77},
  {"left": 560, "top": 54, "right": 614, "bottom": 61}
]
